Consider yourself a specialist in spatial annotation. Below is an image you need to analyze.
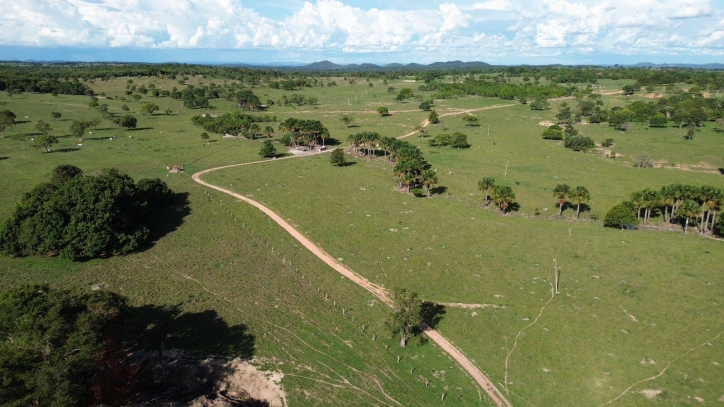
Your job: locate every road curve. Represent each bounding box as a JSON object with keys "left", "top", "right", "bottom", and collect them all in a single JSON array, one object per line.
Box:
[{"left": 192, "top": 124, "right": 513, "bottom": 407}]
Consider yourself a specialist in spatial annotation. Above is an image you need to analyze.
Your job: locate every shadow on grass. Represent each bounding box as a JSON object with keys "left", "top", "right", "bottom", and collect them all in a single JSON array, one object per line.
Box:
[
  {"left": 47, "top": 148, "right": 80, "bottom": 153},
  {"left": 412, "top": 186, "right": 447, "bottom": 198},
  {"left": 120, "top": 304, "right": 255, "bottom": 359},
  {"left": 140, "top": 192, "right": 191, "bottom": 251},
  {"left": 421, "top": 302, "right": 446, "bottom": 329},
  {"left": 130, "top": 127, "right": 154, "bottom": 131},
  {"left": 323, "top": 137, "right": 342, "bottom": 146},
  {"left": 719, "top": 168, "right": 724, "bottom": 175},
  {"left": 0, "top": 156, "right": 7, "bottom": 161}
]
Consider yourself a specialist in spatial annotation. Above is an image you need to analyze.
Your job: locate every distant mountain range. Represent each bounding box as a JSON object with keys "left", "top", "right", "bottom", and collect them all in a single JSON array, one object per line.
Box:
[
  {"left": 3, "top": 59, "right": 724, "bottom": 70},
  {"left": 297, "top": 60, "right": 493, "bottom": 71}
]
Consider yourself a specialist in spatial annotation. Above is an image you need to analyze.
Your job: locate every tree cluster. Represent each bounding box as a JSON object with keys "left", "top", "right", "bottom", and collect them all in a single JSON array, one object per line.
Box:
[
  {"left": 477, "top": 178, "right": 516, "bottom": 213},
  {"left": 0, "top": 166, "right": 175, "bottom": 260},
  {"left": 626, "top": 184, "right": 722, "bottom": 234},
  {"left": 427, "top": 132, "right": 470, "bottom": 148},
  {"left": 278, "top": 118, "right": 330, "bottom": 147},
  {"left": 191, "top": 112, "right": 276, "bottom": 136}
]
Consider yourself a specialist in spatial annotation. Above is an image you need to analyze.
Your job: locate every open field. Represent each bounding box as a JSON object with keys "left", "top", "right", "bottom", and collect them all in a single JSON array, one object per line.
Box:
[{"left": 1, "top": 74, "right": 723, "bottom": 406}]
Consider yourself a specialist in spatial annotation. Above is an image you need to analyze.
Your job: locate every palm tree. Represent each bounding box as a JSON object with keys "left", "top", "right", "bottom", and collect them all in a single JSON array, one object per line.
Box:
[
  {"left": 553, "top": 184, "right": 572, "bottom": 216},
  {"left": 571, "top": 186, "right": 590, "bottom": 218},
  {"left": 492, "top": 185, "right": 515, "bottom": 214},
  {"left": 264, "top": 125, "right": 275, "bottom": 139},
  {"left": 699, "top": 186, "right": 720, "bottom": 234},
  {"left": 641, "top": 188, "right": 661, "bottom": 224},
  {"left": 477, "top": 177, "right": 495, "bottom": 206},
  {"left": 421, "top": 169, "right": 438, "bottom": 197},
  {"left": 678, "top": 200, "right": 700, "bottom": 234},
  {"left": 660, "top": 185, "right": 676, "bottom": 223}
]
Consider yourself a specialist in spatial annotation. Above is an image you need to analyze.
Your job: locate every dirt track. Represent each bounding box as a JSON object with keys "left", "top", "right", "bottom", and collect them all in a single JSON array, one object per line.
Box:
[{"left": 192, "top": 107, "right": 515, "bottom": 407}]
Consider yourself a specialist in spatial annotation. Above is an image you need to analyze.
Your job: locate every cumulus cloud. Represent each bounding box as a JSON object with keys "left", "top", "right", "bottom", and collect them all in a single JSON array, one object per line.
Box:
[{"left": 0, "top": 0, "right": 722, "bottom": 60}]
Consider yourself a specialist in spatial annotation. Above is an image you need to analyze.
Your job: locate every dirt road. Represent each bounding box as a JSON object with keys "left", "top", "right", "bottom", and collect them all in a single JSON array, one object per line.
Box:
[{"left": 192, "top": 108, "right": 514, "bottom": 407}]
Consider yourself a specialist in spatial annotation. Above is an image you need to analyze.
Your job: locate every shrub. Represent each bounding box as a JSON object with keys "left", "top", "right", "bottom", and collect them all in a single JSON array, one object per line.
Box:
[
  {"left": 542, "top": 124, "right": 563, "bottom": 140},
  {"left": 601, "top": 138, "right": 614, "bottom": 147},
  {"left": 564, "top": 135, "right": 595, "bottom": 151},
  {"left": 604, "top": 202, "right": 638, "bottom": 229},
  {"left": 330, "top": 149, "right": 347, "bottom": 166}
]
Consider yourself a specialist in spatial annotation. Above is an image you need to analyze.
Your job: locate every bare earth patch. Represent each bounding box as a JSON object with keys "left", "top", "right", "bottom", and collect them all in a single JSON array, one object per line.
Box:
[
  {"left": 640, "top": 389, "right": 662, "bottom": 400},
  {"left": 191, "top": 358, "right": 287, "bottom": 407},
  {"left": 538, "top": 120, "right": 555, "bottom": 127}
]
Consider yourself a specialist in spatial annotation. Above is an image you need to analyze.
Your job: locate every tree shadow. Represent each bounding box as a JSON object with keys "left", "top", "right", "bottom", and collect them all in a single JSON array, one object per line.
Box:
[
  {"left": 130, "top": 127, "right": 154, "bottom": 131},
  {"left": 719, "top": 168, "right": 724, "bottom": 175},
  {"left": 121, "top": 304, "right": 255, "bottom": 359},
  {"left": 47, "top": 148, "right": 80, "bottom": 153},
  {"left": 339, "top": 161, "right": 357, "bottom": 167},
  {"left": 576, "top": 203, "right": 591, "bottom": 215},
  {"left": 140, "top": 192, "right": 191, "bottom": 251},
  {"left": 0, "top": 156, "right": 7, "bottom": 161},
  {"left": 506, "top": 202, "right": 521, "bottom": 213},
  {"left": 421, "top": 302, "right": 446, "bottom": 329},
  {"left": 116, "top": 303, "right": 256, "bottom": 404},
  {"left": 430, "top": 186, "right": 447, "bottom": 195},
  {"left": 324, "top": 137, "right": 342, "bottom": 146}
]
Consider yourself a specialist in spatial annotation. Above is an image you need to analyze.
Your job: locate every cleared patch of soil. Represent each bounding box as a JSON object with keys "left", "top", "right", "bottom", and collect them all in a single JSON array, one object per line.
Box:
[{"left": 641, "top": 389, "right": 662, "bottom": 400}]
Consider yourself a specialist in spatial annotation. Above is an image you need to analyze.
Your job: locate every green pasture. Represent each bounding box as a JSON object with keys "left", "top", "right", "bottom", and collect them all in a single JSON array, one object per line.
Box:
[{"left": 0, "top": 75, "right": 723, "bottom": 406}]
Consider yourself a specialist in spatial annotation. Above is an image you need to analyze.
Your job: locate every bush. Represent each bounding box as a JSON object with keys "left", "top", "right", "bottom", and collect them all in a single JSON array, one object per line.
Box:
[
  {"left": 259, "top": 140, "right": 277, "bottom": 158},
  {"left": 542, "top": 124, "right": 563, "bottom": 140},
  {"left": 565, "top": 135, "right": 595, "bottom": 151},
  {"left": 604, "top": 202, "right": 638, "bottom": 229},
  {"left": 330, "top": 149, "right": 347, "bottom": 166},
  {"left": 0, "top": 167, "right": 174, "bottom": 260},
  {"left": 601, "top": 138, "right": 614, "bottom": 147}
]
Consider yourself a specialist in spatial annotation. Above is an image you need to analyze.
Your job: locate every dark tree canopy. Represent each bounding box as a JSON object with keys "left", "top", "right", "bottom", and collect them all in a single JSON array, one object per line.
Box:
[
  {"left": 0, "top": 285, "right": 128, "bottom": 406},
  {"left": 0, "top": 166, "right": 174, "bottom": 260},
  {"left": 604, "top": 202, "right": 638, "bottom": 229}
]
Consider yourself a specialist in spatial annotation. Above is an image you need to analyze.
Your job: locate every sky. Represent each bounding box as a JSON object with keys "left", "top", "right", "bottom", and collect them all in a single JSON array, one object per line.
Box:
[{"left": 0, "top": 0, "right": 723, "bottom": 65}]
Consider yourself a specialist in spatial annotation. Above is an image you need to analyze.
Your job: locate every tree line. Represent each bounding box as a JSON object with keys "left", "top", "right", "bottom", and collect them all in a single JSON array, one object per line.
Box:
[{"left": 605, "top": 184, "right": 723, "bottom": 235}]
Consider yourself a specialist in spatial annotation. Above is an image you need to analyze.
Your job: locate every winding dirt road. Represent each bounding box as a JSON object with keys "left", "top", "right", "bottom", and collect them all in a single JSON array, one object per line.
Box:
[{"left": 192, "top": 106, "right": 515, "bottom": 407}]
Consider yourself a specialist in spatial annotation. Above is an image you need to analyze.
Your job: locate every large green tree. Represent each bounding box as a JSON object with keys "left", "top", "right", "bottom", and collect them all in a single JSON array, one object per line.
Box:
[
  {"left": 386, "top": 288, "right": 423, "bottom": 347},
  {"left": 0, "top": 166, "right": 173, "bottom": 260},
  {"left": 0, "top": 285, "right": 128, "bottom": 406}
]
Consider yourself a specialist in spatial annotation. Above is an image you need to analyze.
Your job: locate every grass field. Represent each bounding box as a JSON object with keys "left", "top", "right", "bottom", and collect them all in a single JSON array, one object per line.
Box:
[{"left": 1, "top": 75, "right": 722, "bottom": 406}]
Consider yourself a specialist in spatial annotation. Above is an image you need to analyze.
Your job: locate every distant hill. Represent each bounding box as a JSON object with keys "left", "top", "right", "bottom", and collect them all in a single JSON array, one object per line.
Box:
[
  {"left": 295, "top": 60, "right": 493, "bottom": 71},
  {"left": 631, "top": 62, "right": 724, "bottom": 69}
]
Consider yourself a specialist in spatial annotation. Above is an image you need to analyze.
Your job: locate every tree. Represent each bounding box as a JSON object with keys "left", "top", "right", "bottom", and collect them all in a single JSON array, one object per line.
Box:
[
  {"left": 330, "top": 148, "right": 347, "bottom": 166},
  {"left": 0, "top": 167, "right": 172, "bottom": 260},
  {"left": 141, "top": 102, "right": 159, "bottom": 115},
  {"left": 119, "top": 115, "right": 137, "bottom": 130},
  {"left": 622, "top": 84, "right": 635, "bottom": 95},
  {"left": 200, "top": 132, "right": 209, "bottom": 141},
  {"left": 52, "top": 165, "right": 83, "bottom": 185},
  {"left": 649, "top": 113, "right": 668, "bottom": 128},
  {"left": 419, "top": 100, "right": 432, "bottom": 111},
  {"left": 259, "top": 140, "right": 277, "bottom": 158},
  {"left": 542, "top": 124, "right": 563, "bottom": 140},
  {"left": 69, "top": 120, "right": 87, "bottom": 138},
  {"left": 0, "top": 285, "right": 130, "bottom": 406},
  {"left": 604, "top": 202, "right": 638, "bottom": 229},
  {"left": 462, "top": 115, "right": 479, "bottom": 126},
  {"left": 421, "top": 169, "right": 438, "bottom": 197},
  {"left": 556, "top": 105, "right": 573, "bottom": 124},
  {"left": 491, "top": 185, "right": 515, "bottom": 213},
  {"left": 678, "top": 200, "right": 700, "bottom": 234},
  {"left": 428, "top": 110, "right": 439, "bottom": 124},
  {"left": 716, "top": 117, "right": 724, "bottom": 133},
  {"left": 34, "top": 135, "right": 58, "bottom": 152},
  {"left": 35, "top": 120, "right": 52, "bottom": 135},
  {"left": 264, "top": 125, "right": 275, "bottom": 138},
  {"left": 386, "top": 288, "right": 423, "bottom": 347},
  {"left": 553, "top": 184, "right": 572, "bottom": 216},
  {"left": 235, "top": 90, "right": 261, "bottom": 110},
  {"left": 685, "top": 122, "right": 695, "bottom": 140},
  {"left": 530, "top": 98, "right": 549, "bottom": 111},
  {"left": 121, "top": 104, "right": 130, "bottom": 111},
  {"left": 340, "top": 114, "right": 354, "bottom": 129},
  {"left": 0, "top": 110, "right": 16, "bottom": 137},
  {"left": 571, "top": 186, "right": 590, "bottom": 218},
  {"left": 477, "top": 177, "right": 495, "bottom": 205},
  {"left": 50, "top": 112, "right": 62, "bottom": 120},
  {"left": 377, "top": 106, "right": 389, "bottom": 117}
]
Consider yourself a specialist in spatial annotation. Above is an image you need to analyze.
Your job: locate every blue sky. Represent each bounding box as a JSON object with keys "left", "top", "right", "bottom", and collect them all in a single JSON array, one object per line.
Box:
[{"left": 0, "top": 0, "right": 723, "bottom": 65}]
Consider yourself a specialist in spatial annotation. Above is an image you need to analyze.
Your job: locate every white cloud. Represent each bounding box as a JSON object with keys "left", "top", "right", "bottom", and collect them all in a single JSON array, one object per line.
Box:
[{"left": 0, "top": 0, "right": 722, "bottom": 61}]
